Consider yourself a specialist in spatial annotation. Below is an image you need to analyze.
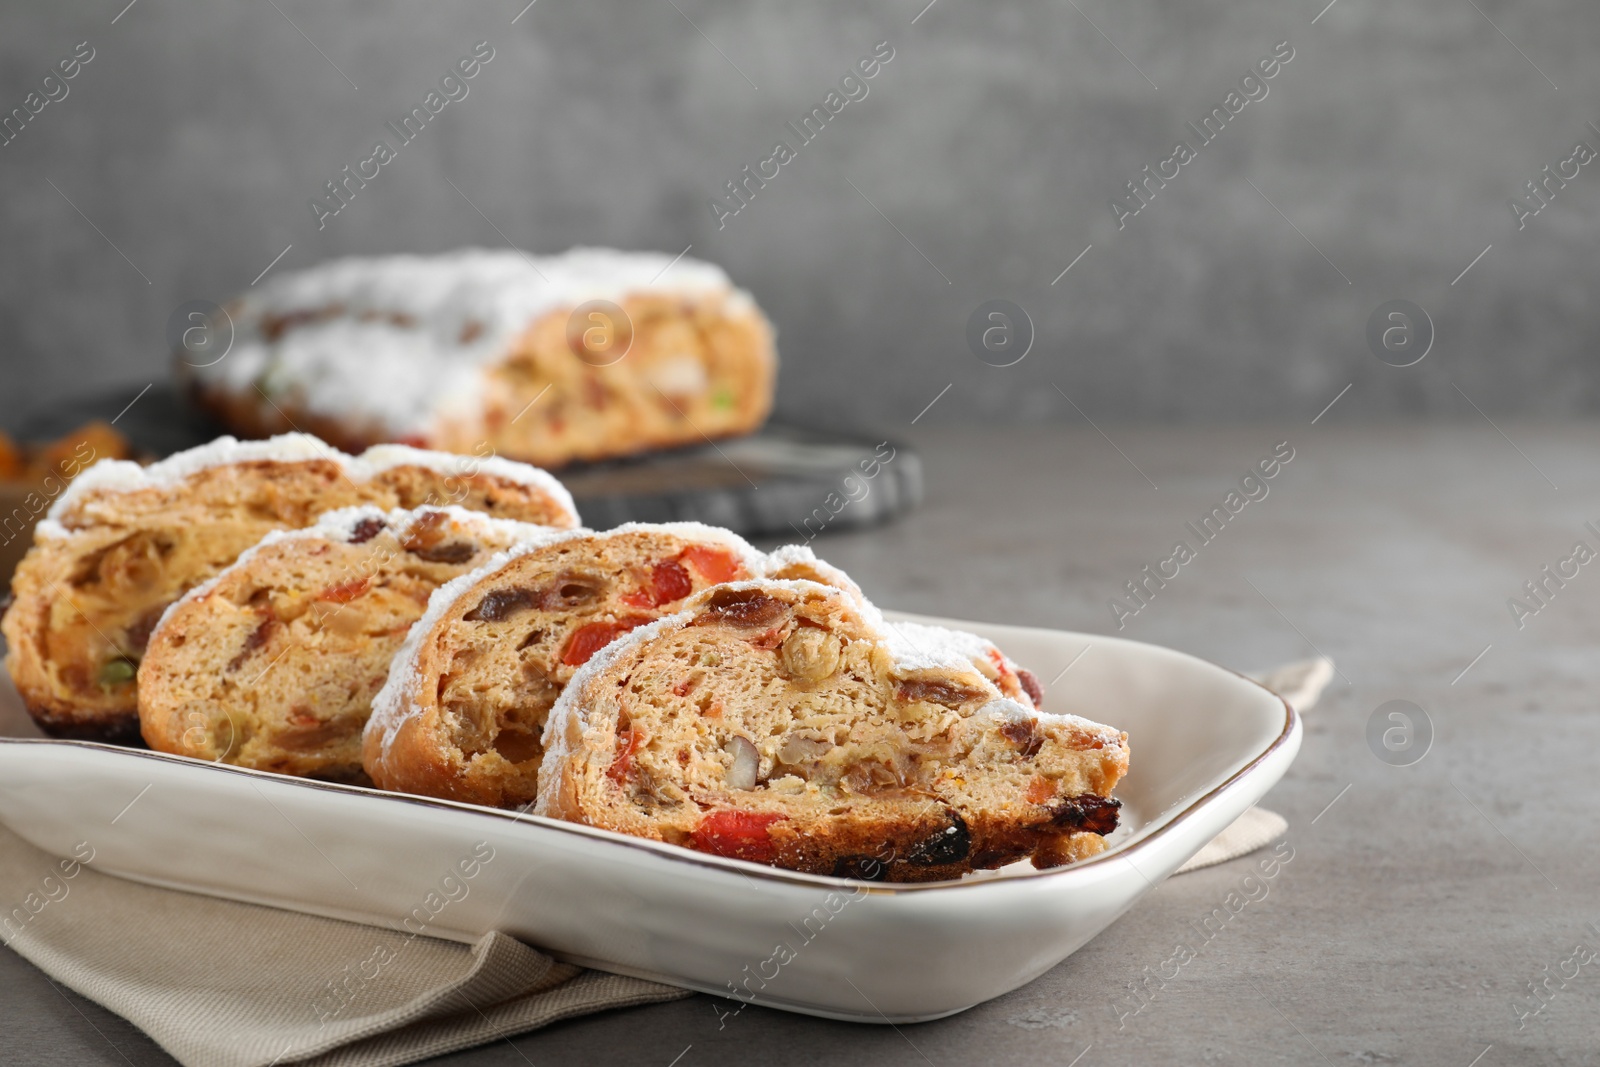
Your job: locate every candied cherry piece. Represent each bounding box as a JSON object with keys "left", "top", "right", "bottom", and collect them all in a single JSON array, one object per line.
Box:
[
  {"left": 562, "top": 616, "right": 652, "bottom": 667},
  {"left": 679, "top": 544, "right": 742, "bottom": 585},
  {"left": 650, "top": 560, "right": 693, "bottom": 604},
  {"left": 691, "top": 810, "right": 785, "bottom": 863}
]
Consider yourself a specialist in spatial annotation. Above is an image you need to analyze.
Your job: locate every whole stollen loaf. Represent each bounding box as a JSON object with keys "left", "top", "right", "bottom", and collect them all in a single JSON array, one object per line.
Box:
[{"left": 182, "top": 247, "right": 777, "bottom": 468}]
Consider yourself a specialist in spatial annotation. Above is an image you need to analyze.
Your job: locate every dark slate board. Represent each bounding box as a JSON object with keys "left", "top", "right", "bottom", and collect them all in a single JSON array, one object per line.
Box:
[{"left": 13, "top": 384, "right": 920, "bottom": 539}]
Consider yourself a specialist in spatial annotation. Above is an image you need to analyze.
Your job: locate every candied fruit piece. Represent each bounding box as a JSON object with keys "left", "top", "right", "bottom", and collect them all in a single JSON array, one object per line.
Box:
[{"left": 691, "top": 809, "right": 785, "bottom": 863}]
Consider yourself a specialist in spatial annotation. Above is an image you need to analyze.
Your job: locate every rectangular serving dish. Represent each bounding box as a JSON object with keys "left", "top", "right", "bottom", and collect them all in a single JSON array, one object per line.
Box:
[{"left": 0, "top": 611, "right": 1298, "bottom": 1023}]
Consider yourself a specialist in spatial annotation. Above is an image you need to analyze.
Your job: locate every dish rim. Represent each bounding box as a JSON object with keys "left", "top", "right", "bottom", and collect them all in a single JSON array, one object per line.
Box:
[{"left": 0, "top": 630, "right": 1297, "bottom": 895}]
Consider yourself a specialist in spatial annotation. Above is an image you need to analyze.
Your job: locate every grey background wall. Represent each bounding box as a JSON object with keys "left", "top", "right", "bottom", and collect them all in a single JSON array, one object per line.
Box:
[{"left": 0, "top": 0, "right": 1596, "bottom": 432}]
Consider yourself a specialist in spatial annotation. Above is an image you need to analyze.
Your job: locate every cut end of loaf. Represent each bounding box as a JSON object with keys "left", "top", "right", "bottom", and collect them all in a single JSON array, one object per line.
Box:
[
  {"left": 537, "top": 580, "right": 1129, "bottom": 882},
  {"left": 133, "top": 504, "right": 554, "bottom": 780}
]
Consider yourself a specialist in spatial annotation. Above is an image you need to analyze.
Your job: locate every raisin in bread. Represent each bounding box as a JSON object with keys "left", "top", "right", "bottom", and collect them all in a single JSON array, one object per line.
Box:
[
  {"left": 137, "top": 506, "right": 565, "bottom": 783},
  {"left": 535, "top": 580, "right": 1129, "bottom": 882},
  {"left": 1, "top": 434, "right": 577, "bottom": 742},
  {"left": 363, "top": 523, "right": 788, "bottom": 808},
  {"left": 183, "top": 248, "right": 776, "bottom": 468}
]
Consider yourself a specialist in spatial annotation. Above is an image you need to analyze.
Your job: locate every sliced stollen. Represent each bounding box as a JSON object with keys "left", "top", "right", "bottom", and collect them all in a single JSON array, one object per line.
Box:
[
  {"left": 535, "top": 580, "right": 1129, "bottom": 882},
  {"left": 137, "top": 506, "right": 568, "bottom": 783},
  {"left": 0, "top": 433, "right": 577, "bottom": 743},
  {"left": 364, "top": 523, "right": 790, "bottom": 808},
  {"left": 182, "top": 247, "right": 777, "bottom": 468},
  {"left": 364, "top": 527, "right": 1049, "bottom": 811}
]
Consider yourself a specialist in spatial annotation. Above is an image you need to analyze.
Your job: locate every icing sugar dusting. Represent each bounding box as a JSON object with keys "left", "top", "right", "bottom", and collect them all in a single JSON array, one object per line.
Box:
[
  {"left": 47, "top": 434, "right": 336, "bottom": 523},
  {"left": 357, "top": 443, "right": 577, "bottom": 525},
  {"left": 43, "top": 432, "right": 580, "bottom": 528},
  {"left": 193, "top": 247, "right": 750, "bottom": 436}
]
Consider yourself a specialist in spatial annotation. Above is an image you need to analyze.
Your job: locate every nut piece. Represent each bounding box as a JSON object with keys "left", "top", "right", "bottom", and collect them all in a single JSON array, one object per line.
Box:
[
  {"left": 724, "top": 735, "right": 759, "bottom": 790},
  {"left": 780, "top": 627, "right": 841, "bottom": 683}
]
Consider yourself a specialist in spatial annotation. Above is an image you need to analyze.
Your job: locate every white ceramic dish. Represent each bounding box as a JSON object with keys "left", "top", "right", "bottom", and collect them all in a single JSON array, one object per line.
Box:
[{"left": 0, "top": 612, "right": 1298, "bottom": 1023}]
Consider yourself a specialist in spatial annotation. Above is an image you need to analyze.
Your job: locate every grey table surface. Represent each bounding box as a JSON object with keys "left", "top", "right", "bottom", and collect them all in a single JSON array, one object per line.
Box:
[{"left": 4, "top": 423, "right": 1599, "bottom": 1066}]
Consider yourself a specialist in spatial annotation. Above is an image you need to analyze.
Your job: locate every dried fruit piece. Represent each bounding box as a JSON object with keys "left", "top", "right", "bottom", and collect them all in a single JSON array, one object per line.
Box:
[
  {"left": 679, "top": 544, "right": 741, "bottom": 584},
  {"left": 779, "top": 627, "right": 841, "bottom": 683},
  {"left": 1048, "top": 794, "right": 1121, "bottom": 835},
  {"left": 317, "top": 577, "right": 370, "bottom": 604},
  {"left": 227, "top": 615, "right": 279, "bottom": 671},
  {"left": 999, "top": 717, "right": 1045, "bottom": 759},
  {"left": 348, "top": 517, "right": 387, "bottom": 544},
  {"left": 1016, "top": 667, "right": 1045, "bottom": 707},
  {"left": 409, "top": 540, "right": 475, "bottom": 564},
  {"left": 696, "top": 588, "right": 786, "bottom": 630},
  {"left": 562, "top": 616, "right": 651, "bottom": 667},
  {"left": 401, "top": 511, "right": 449, "bottom": 551},
  {"left": 465, "top": 587, "right": 539, "bottom": 622},
  {"left": 606, "top": 727, "right": 645, "bottom": 784},
  {"left": 776, "top": 733, "right": 832, "bottom": 768},
  {"left": 841, "top": 757, "right": 909, "bottom": 797},
  {"left": 650, "top": 560, "right": 693, "bottom": 604},
  {"left": 691, "top": 809, "right": 784, "bottom": 863},
  {"left": 907, "top": 811, "right": 971, "bottom": 866},
  {"left": 896, "top": 679, "right": 986, "bottom": 708},
  {"left": 97, "top": 658, "right": 136, "bottom": 689}
]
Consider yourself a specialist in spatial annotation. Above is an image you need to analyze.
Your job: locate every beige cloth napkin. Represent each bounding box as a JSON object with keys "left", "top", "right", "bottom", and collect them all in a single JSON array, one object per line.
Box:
[
  {"left": 0, "top": 657, "right": 1329, "bottom": 1066},
  {"left": 0, "top": 824, "right": 688, "bottom": 1066}
]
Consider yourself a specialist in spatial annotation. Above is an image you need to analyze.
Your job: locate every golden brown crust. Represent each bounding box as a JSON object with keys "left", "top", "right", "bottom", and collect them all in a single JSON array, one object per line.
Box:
[
  {"left": 2, "top": 450, "right": 576, "bottom": 743},
  {"left": 363, "top": 529, "right": 764, "bottom": 808},
  {"left": 188, "top": 292, "right": 775, "bottom": 469},
  {"left": 538, "top": 582, "right": 1130, "bottom": 882}
]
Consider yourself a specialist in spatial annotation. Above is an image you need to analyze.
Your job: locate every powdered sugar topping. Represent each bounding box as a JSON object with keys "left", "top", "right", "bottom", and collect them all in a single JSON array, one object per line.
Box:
[
  {"left": 190, "top": 247, "right": 751, "bottom": 437},
  {"left": 356, "top": 443, "right": 577, "bottom": 524},
  {"left": 40, "top": 432, "right": 580, "bottom": 532}
]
